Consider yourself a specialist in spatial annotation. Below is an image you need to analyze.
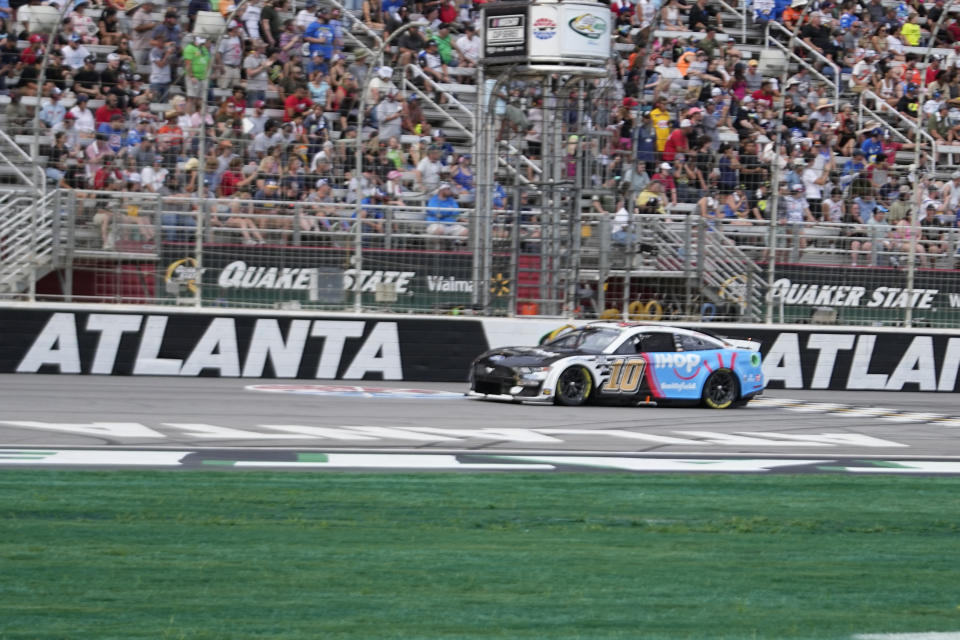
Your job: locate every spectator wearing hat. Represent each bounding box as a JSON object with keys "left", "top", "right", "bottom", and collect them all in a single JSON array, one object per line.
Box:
[
  {"left": 376, "top": 88, "right": 404, "bottom": 142},
  {"left": 244, "top": 41, "right": 271, "bottom": 107},
  {"left": 129, "top": 0, "right": 159, "bottom": 65},
  {"left": 397, "top": 23, "right": 426, "bottom": 67},
  {"left": 61, "top": 34, "right": 91, "bottom": 71},
  {"left": 99, "top": 52, "right": 125, "bottom": 94},
  {"left": 782, "top": 183, "right": 816, "bottom": 251},
  {"left": 182, "top": 35, "right": 212, "bottom": 108},
  {"left": 426, "top": 183, "right": 466, "bottom": 239},
  {"left": 215, "top": 21, "right": 245, "bottom": 90},
  {"left": 72, "top": 55, "right": 101, "bottom": 98},
  {"left": 295, "top": 0, "right": 318, "bottom": 30},
  {"left": 98, "top": 113, "right": 127, "bottom": 154},
  {"left": 432, "top": 23, "right": 461, "bottom": 67},
  {"left": 304, "top": 11, "right": 335, "bottom": 62},
  {"left": 150, "top": 9, "right": 182, "bottom": 51},
  {"left": 744, "top": 59, "right": 764, "bottom": 92},
  {"left": 69, "top": 94, "right": 97, "bottom": 140},
  {"left": 367, "top": 65, "right": 396, "bottom": 104},
  {"left": 419, "top": 39, "right": 450, "bottom": 84},
  {"left": 402, "top": 93, "right": 431, "bottom": 136},
  {"left": 149, "top": 40, "right": 176, "bottom": 101},
  {"left": 456, "top": 23, "right": 480, "bottom": 68},
  {"left": 38, "top": 88, "right": 66, "bottom": 129},
  {"left": 651, "top": 162, "right": 678, "bottom": 206},
  {"left": 20, "top": 33, "right": 43, "bottom": 66},
  {"left": 416, "top": 144, "right": 443, "bottom": 193},
  {"left": 662, "top": 118, "right": 691, "bottom": 163}
]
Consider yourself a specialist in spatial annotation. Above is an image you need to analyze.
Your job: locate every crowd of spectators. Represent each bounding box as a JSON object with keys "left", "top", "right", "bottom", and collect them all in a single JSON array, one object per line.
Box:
[
  {"left": 587, "top": 0, "right": 960, "bottom": 265},
  {"left": 1, "top": 0, "right": 959, "bottom": 265},
  {"left": 0, "top": 0, "right": 484, "bottom": 248}
]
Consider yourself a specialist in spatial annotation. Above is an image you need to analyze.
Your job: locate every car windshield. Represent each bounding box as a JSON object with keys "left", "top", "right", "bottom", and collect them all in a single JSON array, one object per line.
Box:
[{"left": 545, "top": 328, "right": 621, "bottom": 353}]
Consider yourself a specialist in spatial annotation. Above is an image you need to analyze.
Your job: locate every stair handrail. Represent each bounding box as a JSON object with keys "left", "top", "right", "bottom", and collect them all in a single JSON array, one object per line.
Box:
[
  {"left": 0, "top": 129, "right": 38, "bottom": 190},
  {"left": 400, "top": 64, "right": 475, "bottom": 142},
  {"left": 766, "top": 21, "right": 840, "bottom": 111}
]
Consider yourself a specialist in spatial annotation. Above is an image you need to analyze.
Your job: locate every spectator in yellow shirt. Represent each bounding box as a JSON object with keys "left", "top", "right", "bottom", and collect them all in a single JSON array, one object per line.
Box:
[
  {"left": 649, "top": 97, "right": 672, "bottom": 152},
  {"left": 901, "top": 14, "right": 922, "bottom": 47}
]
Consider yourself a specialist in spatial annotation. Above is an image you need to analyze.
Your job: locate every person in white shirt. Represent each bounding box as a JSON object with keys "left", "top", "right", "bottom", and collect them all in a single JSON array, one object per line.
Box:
[
  {"left": 243, "top": 0, "right": 263, "bottom": 42},
  {"left": 61, "top": 35, "right": 91, "bottom": 71},
  {"left": 216, "top": 21, "right": 245, "bottom": 90},
  {"left": 376, "top": 89, "right": 403, "bottom": 142},
  {"left": 68, "top": 95, "right": 97, "bottom": 137},
  {"left": 455, "top": 23, "right": 480, "bottom": 67},
  {"left": 295, "top": 0, "right": 318, "bottom": 31},
  {"left": 140, "top": 154, "right": 169, "bottom": 192}
]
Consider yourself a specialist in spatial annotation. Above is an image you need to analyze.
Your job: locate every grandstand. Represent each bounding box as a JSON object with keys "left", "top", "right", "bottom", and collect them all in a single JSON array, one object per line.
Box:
[{"left": 1, "top": 0, "right": 960, "bottom": 327}]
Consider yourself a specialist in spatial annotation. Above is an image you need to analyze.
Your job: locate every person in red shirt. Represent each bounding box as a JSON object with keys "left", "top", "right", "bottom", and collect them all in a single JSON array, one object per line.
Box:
[
  {"left": 661, "top": 119, "right": 691, "bottom": 163},
  {"left": 20, "top": 34, "right": 44, "bottom": 64},
  {"left": 92, "top": 155, "right": 123, "bottom": 190},
  {"left": 751, "top": 80, "right": 778, "bottom": 110},
  {"left": 157, "top": 110, "right": 184, "bottom": 149},
  {"left": 651, "top": 162, "right": 678, "bottom": 205},
  {"left": 217, "top": 157, "right": 258, "bottom": 197},
  {"left": 94, "top": 94, "right": 124, "bottom": 126},
  {"left": 283, "top": 85, "right": 313, "bottom": 122},
  {"left": 925, "top": 58, "right": 943, "bottom": 87}
]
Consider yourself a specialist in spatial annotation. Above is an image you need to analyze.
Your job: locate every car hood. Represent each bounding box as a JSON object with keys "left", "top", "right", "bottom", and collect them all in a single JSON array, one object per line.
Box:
[{"left": 473, "top": 346, "right": 583, "bottom": 368}]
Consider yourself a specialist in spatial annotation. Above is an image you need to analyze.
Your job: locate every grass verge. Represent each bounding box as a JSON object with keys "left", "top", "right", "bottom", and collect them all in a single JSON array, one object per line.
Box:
[{"left": 1, "top": 472, "right": 959, "bottom": 639}]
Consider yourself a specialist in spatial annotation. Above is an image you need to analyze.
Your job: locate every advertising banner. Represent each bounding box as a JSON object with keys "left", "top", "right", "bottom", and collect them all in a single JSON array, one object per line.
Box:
[
  {"left": 769, "top": 264, "right": 960, "bottom": 326},
  {"left": 558, "top": 3, "right": 611, "bottom": 60},
  {"left": 1, "top": 309, "right": 489, "bottom": 381},
  {"left": 160, "top": 245, "right": 512, "bottom": 313},
  {"left": 483, "top": 3, "right": 528, "bottom": 60}
]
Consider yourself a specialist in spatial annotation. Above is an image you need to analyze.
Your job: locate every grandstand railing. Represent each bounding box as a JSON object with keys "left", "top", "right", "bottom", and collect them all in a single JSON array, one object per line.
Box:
[
  {"left": 0, "top": 129, "right": 39, "bottom": 191},
  {"left": 401, "top": 64, "right": 476, "bottom": 143},
  {"left": 859, "top": 90, "right": 937, "bottom": 173},
  {"left": 765, "top": 22, "right": 840, "bottom": 111},
  {"left": 0, "top": 190, "right": 59, "bottom": 299},
  {"left": 4, "top": 188, "right": 960, "bottom": 326}
]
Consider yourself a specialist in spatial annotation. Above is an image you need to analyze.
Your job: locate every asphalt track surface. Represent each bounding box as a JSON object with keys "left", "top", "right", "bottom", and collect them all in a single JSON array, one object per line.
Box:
[{"left": 1, "top": 374, "right": 959, "bottom": 472}]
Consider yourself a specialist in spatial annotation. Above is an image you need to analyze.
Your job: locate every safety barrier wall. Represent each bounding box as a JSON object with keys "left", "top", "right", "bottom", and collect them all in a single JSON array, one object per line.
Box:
[{"left": 1, "top": 303, "right": 960, "bottom": 391}]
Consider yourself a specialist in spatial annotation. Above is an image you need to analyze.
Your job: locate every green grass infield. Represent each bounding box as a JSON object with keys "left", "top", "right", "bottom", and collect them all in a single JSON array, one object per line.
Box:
[{"left": 1, "top": 472, "right": 959, "bottom": 640}]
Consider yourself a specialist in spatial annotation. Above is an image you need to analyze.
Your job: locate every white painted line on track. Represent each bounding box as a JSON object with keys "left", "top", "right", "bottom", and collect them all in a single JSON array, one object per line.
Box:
[
  {"left": 236, "top": 454, "right": 555, "bottom": 470},
  {"left": 845, "top": 462, "right": 960, "bottom": 474},
  {"left": 881, "top": 413, "right": 948, "bottom": 423},
  {"left": 0, "top": 450, "right": 189, "bottom": 466}
]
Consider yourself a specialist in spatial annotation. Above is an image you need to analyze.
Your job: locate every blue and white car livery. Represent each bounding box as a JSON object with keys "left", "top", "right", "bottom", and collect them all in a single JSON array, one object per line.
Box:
[{"left": 469, "top": 322, "right": 766, "bottom": 408}]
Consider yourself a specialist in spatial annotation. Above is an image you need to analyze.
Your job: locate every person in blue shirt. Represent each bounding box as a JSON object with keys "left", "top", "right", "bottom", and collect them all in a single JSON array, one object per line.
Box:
[
  {"left": 425, "top": 183, "right": 466, "bottom": 238},
  {"left": 97, "top": 113, "right": 127, "bottom": 153},
  {"left": 357, "top": 190, "right": 385, "bottom": 234},
  {"left": 861, "top": 129, "right": 883, "bottom": 161},
  {"left": 304, "top": 15, "right": 335, "bottom": 61}
]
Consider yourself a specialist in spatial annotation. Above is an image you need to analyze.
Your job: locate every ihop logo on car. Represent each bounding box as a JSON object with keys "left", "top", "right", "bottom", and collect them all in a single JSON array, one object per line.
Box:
[{"left": 653, "top": 353, "right": 702, "bottom": 374}]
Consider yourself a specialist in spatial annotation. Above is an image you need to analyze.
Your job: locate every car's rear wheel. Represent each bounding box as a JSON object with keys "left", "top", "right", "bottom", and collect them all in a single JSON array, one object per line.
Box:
[
  {"left": 555, "top": 366, "right": 592, "bottom": 406},
  {"left": 702, "top": 369, "right": 739, "bottom": 409}
]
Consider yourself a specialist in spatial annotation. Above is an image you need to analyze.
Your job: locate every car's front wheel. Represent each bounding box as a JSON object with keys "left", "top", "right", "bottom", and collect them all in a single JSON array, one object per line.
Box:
[
  {"left": 555, "top": 366, "right": 593, "bottom": 406},
  {"left": 702, "top": 369, "right": 739, "bottom": 409}
]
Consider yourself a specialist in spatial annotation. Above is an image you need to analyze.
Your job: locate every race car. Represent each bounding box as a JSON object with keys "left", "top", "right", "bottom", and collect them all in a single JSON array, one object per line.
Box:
[{"left": 468, "top": 322, "right": 765, "bottom": 408}]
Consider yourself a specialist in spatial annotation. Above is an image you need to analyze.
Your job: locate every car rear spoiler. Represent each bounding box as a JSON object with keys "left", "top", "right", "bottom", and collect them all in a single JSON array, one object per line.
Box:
[{"left": 723, "top": 338, "right": 762, "bottom": 352}]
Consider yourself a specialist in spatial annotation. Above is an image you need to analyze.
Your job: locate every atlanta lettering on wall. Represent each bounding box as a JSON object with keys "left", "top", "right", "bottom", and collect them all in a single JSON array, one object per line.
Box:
[
  {"left": 4, "top": 309, "right": 960, "bottom": 391},
  {"left": 715, "top": 327, "right": 960, "bottom": 392},
  {"left": 0, "top": 310, "right": 488, "bottom": 382}
]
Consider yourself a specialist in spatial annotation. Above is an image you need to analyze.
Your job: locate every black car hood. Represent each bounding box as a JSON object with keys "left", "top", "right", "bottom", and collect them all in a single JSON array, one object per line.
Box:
[{"left": 473, "top": 346, "right": 586, "bottom": 368}]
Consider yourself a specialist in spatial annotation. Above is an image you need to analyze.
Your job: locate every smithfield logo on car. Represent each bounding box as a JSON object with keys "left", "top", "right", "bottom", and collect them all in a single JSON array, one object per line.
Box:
[
  {"left": 568, "top": 13, "right": 607, "bottom": 39},
  {"left": 653, "top": 353, "right": 702, "bottom": 374}
]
